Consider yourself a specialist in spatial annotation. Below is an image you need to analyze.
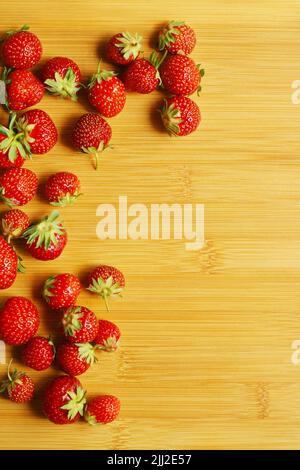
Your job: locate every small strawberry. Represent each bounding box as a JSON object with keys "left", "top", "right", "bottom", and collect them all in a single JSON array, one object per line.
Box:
[
  {"left": 1, "top": 25, "right": 42, "bottom": 70},
  {"left": 72, "top": 113, "right": 112, "bottom": 170},
  {"left": 0, "top": 296, "right": 40, "bottom": 345},
  {"left": 41, "top": 56, "right": 81, "bottom": 100},
  {"left": 88, "top": 64, "right": 126, "bottom": 117},
  {"left": 160, "top": 96, "right": 201, "bottom": 136},
  {"left": 0, "top": 237, "right": 18, "bottom": 289},
  {"left": 84, "top": 395, "right": 120, "bottom": 425},
  {"left": 160, "top": 55, "right": 204, "bottom": 96},
  {"left": 16, "top": 109, "right": 58, "bottom": 155},
  {"left": 94, "top": 319, "right": 121, "bottom": 352},
  {"left": 158, "top": 21, "right": 196, "bottom": 55},
  {"left": 23, "top": 210, "right": 67, "bottom": 261},
  {"left": 0, "top": 168, "right": 38, "bottom": 207},
  {"left": 87, "top": 265, "right": 125, "bottom": 311},
  {"left": 21, "top": 336, "right": 55, "bottom": 371},
  {"left": 43, "top": 273, "right": 81, "bottom": 309},
  {"left": 122, "top": 51, "right": 166, "bottom": 94},
  {"left": 0, "top": 360, "right": 34, "bottom": 403},
  {"left": 56, "top": 342, "right": 97, "bottom": 376},
  {"left": 1, "top": 208, "right": 30, "bottom": 242},
  {"left": 42, "top": 375, "right": 86, "bottom": 424},
  {"left": 106, "top": 32, "right": 142, "bottom": 65},
  {"left": 62, "top": 306, "right": 99, "bottom": 344},
  {"left": 44, "top": 172, "right": 81, "bottom": 207},
  {"left": 3, "top": 69, "right": 44, "bottom": 111},
  {"left": 0, "top": 113, "right": 27, "bottom": 169}
]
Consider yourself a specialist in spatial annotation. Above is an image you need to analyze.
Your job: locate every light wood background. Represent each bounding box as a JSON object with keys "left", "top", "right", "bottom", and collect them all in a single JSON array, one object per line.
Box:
[{"left": 0, "top": 0, "right": 299, "bottom": 450}]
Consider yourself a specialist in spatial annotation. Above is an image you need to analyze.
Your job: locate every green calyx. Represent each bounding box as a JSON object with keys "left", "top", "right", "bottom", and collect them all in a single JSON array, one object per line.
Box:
[
  {"left": 81, "top": 140, "right": 110, "bottom": 170},
  {"left": 87, "top": 275, "right": 123, "bottom": 312},
  {"left": 60, "top": 386, "right": 87, "bottom": 421},
  {"left": 63, "top": 306, "right": 83, "bottom": 337},
  {"left": 160, "top": 100, "right": 182, "bottom": 136},
  {"left": 42, "top": 275, "right": 56, "bottom": 302},
  {"left": 0, "top": 112, "right": 31, "bottom": 162},
  {"left": 158, "top": 21, "right": 185, "bottom": 50},
  {"left": 196, "top": 64, "right": 205, "bottom": 96},
  {"left": 84, "top": 409, "right": 97, "bottom": 426},
  {"left": 76, "top": 343, "right": 98, "bottom": 365},
  {"left": 116, "top": 31, "right": 143, "bottom": 60},
  {"left": 45, "top": 67, "right": 81, "bottom": 101},
  {"left": 88, "top": 62, "right": 117, "bottom": 89},
  {"left": 15, "top": 115, "right": 36, "bottom": 156},
  {"left": 23, "top": 210, "right": 64, "bottom": 250},
  {"left": 0, "top": 359, "right": 24, "bottom": 396},
  {"left": 101, "top": 336, "right": 119, "bottom": 352},
  {"left": 0, "top": 187, "right": 19, "bottom": 208},
  {"left": 4, "top": 24, "right": 30, "bottom": 38},
  {"left": 149, "top": 50, "right": 168, "bottom": 85},
  {"left": 50, "top": 190, "right": 82, "bottom": 207}
]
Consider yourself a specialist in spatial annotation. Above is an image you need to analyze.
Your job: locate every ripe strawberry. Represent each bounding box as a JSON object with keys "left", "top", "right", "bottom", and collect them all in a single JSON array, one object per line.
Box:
[
  {"left": 41, "top": 56, "right": 81, "bottom": 100},
  {"left": 1, "top": 209, "right": 30, "bottom": 242},
  {"left": 160, "top": 96, "right": 201, "bottom": 136},
  {"left": 87, "top": 265, "right": 125, "bottom": 311},
  {"left": 0, "top": 237, "right": 18, "bottom": 289},
  {"left": 4, "top": 69, "right": 44, "bottom": 111},
  {"left": 122, "top": 51, "right": 166, "bottom": 94},
  {"left": 44, "top": 172, "right": 81, "bottom": 207},
  {"left": 158, "top": 21, "right": 196, "bottom": 55},
  {"left": 0, "top": 296, "right": 40, "bottom": 345},
  {"left": 0, "top": 113, "right": 26, "bottom": 169},
  {"left": 84, "top": 395, "right": 120, "bottom": 425},
  {"left": 88, "top": 64, "right": 126, "bottom": 117},
  {"left": 160, "top": 55, "right": 204, "bottom": 96},
  {"left": 43, "top": 273, "right": 81, "bottom": 309},
  {"left": 94, "top": 319, "right": 121, "bottom": 352},
  {"left": 0, "top": 360, "right": 34, "bottom": 403},
  {"left": 72, "top": 113, "right": 112, "bottom": 170},
  {"left": 62, "top": 306, "right": 99, "bottom": 344},
  {"left": 0, "top": 168, "right": 38, "bottom": 207},
  {"left": 42, "top": 375, "right": 86, "bottom": 424},
  {"left": 16, "top": 109, "right": 58, "bottom": 155},
  {"left": 23, "top": 211, "right": 67, "bottom": 261},
  {"left": 106, "top": 32, "right": 142, "bottom": 65},
  {"left": 1, "top": 25, "right": 42, "bottom": 70},
  {"left": 56, "top": 342, "right": 97, "bottom": 376},
  {"left": 22, "top": 336, "right": 55, "bottom": 371}
]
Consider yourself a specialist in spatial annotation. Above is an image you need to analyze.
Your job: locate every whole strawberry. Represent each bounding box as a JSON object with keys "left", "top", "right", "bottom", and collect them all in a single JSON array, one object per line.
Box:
[
  {"left": 87, "top": 265, "right": 125, "bottom": 311},
  {"left": 1, "top": 208, "right": 30, "bottom": 242},
  {"left": 44, "top": 172, "right": 81, "bottom": 207},
  {"left": 23, "top": 211, "right": 67, "bottom": 261},
  {"left": 41, "top": 56, "right": 81, "bottom": 100},
  {"left": 56, "top": 342, "right": 97, "bottom": 376},
  {"left": 0, "top": 237, "right": 18, "bottom": 289},
  {"left": 16, "top": 109, "right": 58, "bottom": 155},
  {"left": 88, "top": 64, "right": 126, "bottom": 117},
  {"left": 0, "top": 296, "right": 40, "bottom": 345},
  {"left": 4, "top": 69, "right": 44, "bottom": 111},
  {"left": 84, "top": 395, "right": 120, "bottom": 425},
  {"left": 160, "top": 55, "right": 204, "bottom": 96},
  {"left": 22, "top": 336, "right": 55, "bottom": 371},
  {"left": 122, "top": 51, "right": 166, "bottom": 94},
  {"left": 158, "top": 21, "right": 196, "bottom": 55},
  {"left": 106, "top": 32, "right": 142, "bottom": 65},
  {"left": 0, "top": 360, "right": 34, "bottom": 403},
  {"left": 0, "top": 113, "right": 26, "bottom": 169},
  {"left": 1, "top": 25, "right": 42, "bottom": 70},
  {"left": 0, "top": 168, "right": 38, "bottom": 207},
  {"left": 42, "top": 375, "right": 86, "bottom": 425},
  {"left": 62, "top": 306, "right": 99, "bottom": 344},
  {"left": 72, "top": 113, "right": 112, "bottom": 170},
  {"left": 43, "top": 273, "right": 81, "bottom": 309},
  {"left": 160, "top": 96, "right": 201, "bottom": 136},
  {"left": 94, "top": 319, "right": 121, "bottom": 352}
]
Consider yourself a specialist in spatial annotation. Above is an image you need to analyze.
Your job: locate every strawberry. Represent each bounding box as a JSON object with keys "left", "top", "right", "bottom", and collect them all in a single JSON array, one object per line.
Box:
[
  {"left": 1, "top": 25, "right": 42, "bottom": 70},
  {"left": 0, "top": 237, "right": 18, "bottom": 289},
  {"left": 72, "top": 113, "right": 112, "bottom": 170},
  {"left": 160, "top": 55, "right": 204, "bottom": 96},
  {"left": 3, "top": 69, "right": 44, "bottom": 111},
  {"left": 0, "top": 296, "right": 40, "bottom": 345},
  {"left": 62, "top": 306, "right": 99, "bottom": 344},
  {"left": 1, "top": 209, "right": 30, "bottom": 242},
  {"left": 122, "top": 51, "right": 166, "bottom": 94},
  {"left": 43, "top": 273, "right": 81, "bottom": 309},
  {"left": 0, "top": 113, "right": 27, "bottom": 169},
  {"left": 16, "top": 109, "right": 58, "bottom": 155},
  {"left": 0, "top": 168, "right": 38, "bottom": 207},
  {"left": 21, "top": 336, "right": 55, "bottom": 371},
  {"left": 84, "top": 395, "right": 120, "bottom": 425},
  {"left": 41, "top": 56, "right": 81, "bottom": 100},
  {"left": 87, "top": 265, "right": 125, "bottom": 311},
  {"left": 0, "top": 360, "right": 34, "bottom": 403},
  {"left": 88, "top": 64, "right": 126, "bottom": 118},
  {"left": 44, "top": 172, "right": 81, "bottom": 207},
  {"left": 94, "top": 319, "right": 121, "bottom": 352},
  {"left": 106, "top": 32, "right": 142, "bottom": 65},
  {"left": 158, "top": 21, "right": 196, "bottom": 55},
  {"left": 160, "top": 96, "right": 201, "bottom": 136},
  {"left": 23, "top": 211, "right": 67, "bottom": 261},
  {"left": 56, "top": 342, "right": 97, "bottom": 376},
  {"left": 42, "top": 375, "right": 86, "bottom": 425}
]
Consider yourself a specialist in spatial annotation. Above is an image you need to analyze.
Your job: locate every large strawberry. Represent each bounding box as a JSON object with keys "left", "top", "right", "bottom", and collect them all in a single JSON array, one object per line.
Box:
[
  {"left": 41, "top": 56, "right": 81, "bottom": 101},
  {"left": 158, "top": 21, "right": 196, "bottom": 55},
  {"left": 0, "top": 168, "right": 38, "bottom": 207},
  {"left": 160, "top": 96, "right": 201, "bottom": 136},
  {"left": 56, "top": 342, "right": 97, "bottom": 376},
  {"left": 88, "top": 64, "right": 126, "bottom": 117},
  {"left": 160, "top": 55, "right": 204, "bottom": 96},
  {"left": 87, "top": 265, "right": 125, "bottom": 311},
  {"left": 62, "top": 306, "right": 99, "bottom": 344},
  {"left": 16, "top": 109, "right": 58, "bottom": 155},
  {"left": 44, "top": 172, "right": 81, "bottom": 207},
  {"left": 22, "top": 336, "right": 55, "bottom": 371},
  {"left": 106, "top": 32, "right": 142, "bottom": 65},
  {"left": 0, "top": 360, "right": 34, "bottom": 403},
  {"left": 42, "top": 375, "right": 86, "bottom": 425},
  {"left": 0, "top": 296, "right": 40, "bottom": 345},
  {"left": 23, "top": 211, "right": 67, "bottom": 261},
  {"left": 1, "top": 25, "right": 42, "bottom": 70},
  {"left": 4, "top": 69, "right": 44, "bottom": 111},
  {"left": 1, "top": 208, "right": 30, "bottom": 242},
  {"left": 122, "top": 51, "right": 166, "bottom": 94},
  {"left": 43, "top": 273, "right": 81, "bottom": 309},
  {"left": 0, "top": 113, "right": 26, "bottom": 169},
  {"left": 84, "top": 395, "right": 120, "bottom": 425},
  {"left": 0, "top": 237, "right": 18, "bottom": 289},
  {"left": 94, "top": 319, "right": 121, "bottom": 352}
]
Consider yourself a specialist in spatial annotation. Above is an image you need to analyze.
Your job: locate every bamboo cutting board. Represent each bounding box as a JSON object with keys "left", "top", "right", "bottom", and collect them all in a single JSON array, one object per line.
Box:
[{"left": 0, "top": 0, "right": 300, "bottom": 450}]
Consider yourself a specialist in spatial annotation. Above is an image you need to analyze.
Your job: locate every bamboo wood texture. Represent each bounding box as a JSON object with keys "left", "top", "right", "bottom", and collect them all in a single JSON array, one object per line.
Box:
[{"left": 0, "top": 0, "right": 299, "bottom": 450}]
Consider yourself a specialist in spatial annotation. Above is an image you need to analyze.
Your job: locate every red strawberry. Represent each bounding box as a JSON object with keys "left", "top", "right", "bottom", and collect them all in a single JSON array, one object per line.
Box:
[
  {"left": 62, "top": 306, "right": 99, "bottom": 344},
  {"left": 160, "top": 96, "right": 201, "bottom": 136},
  {"left": 106, "top": 32, "right": 142, "bottom": 65},
  {"left": 22, "top": 336, "right": 55, "bottom": 371},
  {"left": 84, "top": 395, "right": 120, "bottom": 425},
  {"left": 160, "top": 55, "right": 204, "bottom": 96},
  {"left": 88, "top": 64, "right": 126, "bottom": 118},
  {"left": 87, "top": 265, "right": 125, "bottom": 311},
  {"left": 0, "top": 113, "right": 26, "bottom": 169},
  {"left": 0, "top": 296, "right": 40, "bottom": 345},
  {"left": 0, "top": 168, "right": 38, "bottom": 207},
  {"left": 41, "top": 56, "right": 81, "bottom": 100},
  {"left": 122, "top": 51, "right": 166, "bottom": 94},
  {"left": 1, "top": 25, "right": 42, "bottom": 70},
  {"left": 158, "top": 21, "right": 196, "bottom": 55},
  {"left": 16, "top": 109, "right": 58, "bottom": 155},
  {"left": 4, "top": 69, "right": 44, "bottom": 111},
  {"left": 94, "top": 319, "right": 121, "bottom": 352},
  {"left": 0, "top": 237, "right": 18, "bottom": 289},
  {"left": 23, "top": 211, "right": 67, "bottom": 261},
  {"left": 56, "top": 342, "right": 97, "bottom": 376},
  {"left": 1, "top": 209, "right": 30, "bottom": 242},
  {"left": 43, "top": 273, "right": 81, "bottom": 309},
  {"left": 42, "top": 375, "right": 86, "bottom": 425},
  {"left": 72, "top": 113, "right": 112, "bottom": 170},
  {"left": 44, "top": 172, "right": 81, "bottom": 207},
  {"left": 0, "top": 360, "right": 34, "bottom": 403}
]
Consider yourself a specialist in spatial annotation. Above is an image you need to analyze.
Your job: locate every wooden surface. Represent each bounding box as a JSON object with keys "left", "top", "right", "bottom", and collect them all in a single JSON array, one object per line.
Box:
[{"left": 0, "top": 0, "right": 300, "bottom": 450}]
